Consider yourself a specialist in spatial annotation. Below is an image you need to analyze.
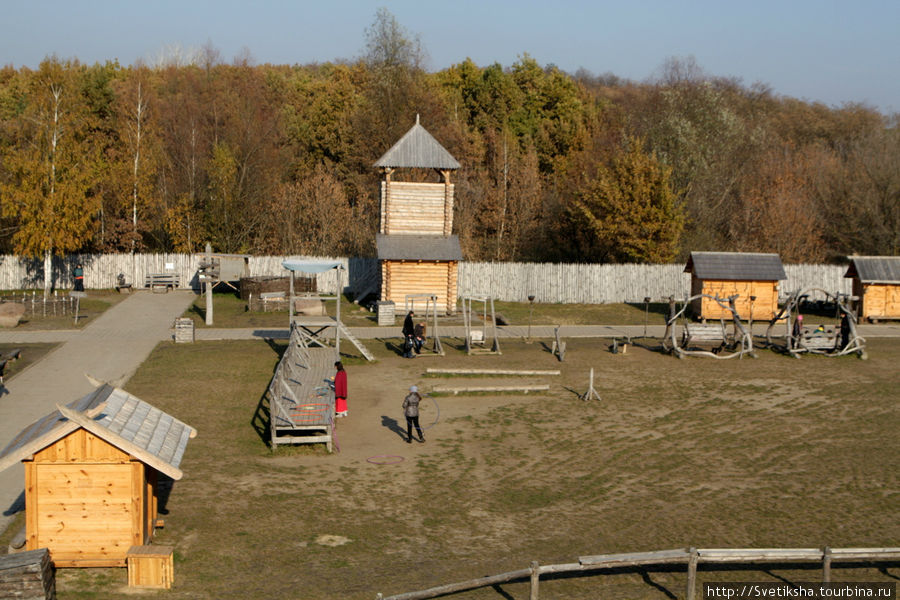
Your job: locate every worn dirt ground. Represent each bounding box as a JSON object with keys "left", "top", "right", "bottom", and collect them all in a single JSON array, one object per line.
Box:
[{"left": 50, "top": 336, "right": 899, "bottom": 599}]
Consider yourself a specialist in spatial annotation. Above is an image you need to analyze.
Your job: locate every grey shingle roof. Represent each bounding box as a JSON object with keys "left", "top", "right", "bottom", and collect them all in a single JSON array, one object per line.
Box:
[
  {"left": 844, "top": 256, "right": 900, "bottom": 283},
  {"left": 0, "top": 384, "right": 196, "bottom": 480},
  {"left": 685, "top": 251, "right": 786, "bottom": 281},
  {"left": 377, "top": 234, "right": 463, "bottom": 261},
  {"left": 374, "top": 117, "right": 460, "bottom": 170}
]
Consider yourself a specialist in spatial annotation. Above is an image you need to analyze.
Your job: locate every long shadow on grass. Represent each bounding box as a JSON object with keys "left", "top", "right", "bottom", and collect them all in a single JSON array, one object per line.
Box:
[
  {"left": 381, "top": 416, "right": 407, "bottom": 441},
  {"left": 251, "top": 389, "right": 271, "bottom": 446},
  {"left": 249, "top": 338, "right": 287, "bottom": 446},
  {"left": 489, "top": 584, "right": 514, "bottom": 599}
]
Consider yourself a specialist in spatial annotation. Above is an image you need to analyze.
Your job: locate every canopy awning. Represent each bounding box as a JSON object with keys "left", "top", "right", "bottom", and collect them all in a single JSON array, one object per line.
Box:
[{"left": 282, "top": 260, "right": 344, "bottom": 274}]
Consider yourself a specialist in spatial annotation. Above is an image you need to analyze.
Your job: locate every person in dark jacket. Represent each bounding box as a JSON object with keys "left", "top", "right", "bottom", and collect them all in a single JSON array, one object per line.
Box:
[
  {"left": 333, "top": 361, "right": 348, "bottom": 417},
  {"left": 402, "top": 385, "right": 425, "bottom": 443},
  {"left": 401, "top": 311, "right": 416, "bottom": 358},
  {"left": 791, "top": 314, "right": 803, "bottom": 349},
  {"left": 413, "top": 321, "right": 426, "bottom": 354},
  {"left": 839, "top": 312, "right": 852, "bottom": 349},
  {"left": 73, "top": 264, "right": 84, "bottom": 292}
]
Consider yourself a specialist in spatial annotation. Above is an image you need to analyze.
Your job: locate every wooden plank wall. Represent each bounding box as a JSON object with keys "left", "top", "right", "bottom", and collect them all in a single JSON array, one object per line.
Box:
[
  {"left": 698, "top": 280, "right": 779, "bottom": 320},
  {"left": 0, "top": 255, "right": 850, "bottom": 305},
  {"left": 380, "top": 182, "right": 453, "bottom": 234},
  {"left": 859, "top": 283, "right": 900, "bottom": 320},
  {"left": 31, "top": 462, "right": 135, "bottom": 565},
  {"left": 32, "top": 429, "right": 130, "bottom": 463},
  {"left": 25, "top": 430, "right": 149, "bottom": 566},
  {"left": 382, "top": 261, "right": 457, "bottom": 313}
]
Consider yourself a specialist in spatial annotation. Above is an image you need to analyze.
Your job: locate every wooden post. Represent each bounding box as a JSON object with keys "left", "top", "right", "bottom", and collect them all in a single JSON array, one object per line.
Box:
[
  {"left": 383, "top": 167, "right": 392, "bottom": 234},
  {"left": 530, "top": 560, "right": 540, "bottom": 600},
  {"left": 289, "top": 269, "right": 295, "bottom": 322},
  {"left": 442, "top": 169, "right": 453, "bottom": 236},
  {"left": 822, "top": 546, "right": 831, "bottom": 583},
  {"left": 582, "top": 368, "right": 601, "bottom": 401},
  {"left": 686, "top": 547, "right": 698, "bottom": 600},
  {"left": 335, "top": 265, "right": 342, "bottom": 358},
  {"left": 205, "top": 243, "right": 213, "bottom": 326}
]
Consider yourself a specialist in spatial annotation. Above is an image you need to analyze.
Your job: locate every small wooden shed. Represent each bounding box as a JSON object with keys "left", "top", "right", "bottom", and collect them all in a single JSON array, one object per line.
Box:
[
  {"left": 0, "top": 383, "right": 196, "bottom": 567},
  {"left": 685, "top": 251, "right": 786, "bottom": 321},
  {"left": 844, "top": 255, "right": 900, "bottom": 322},
  {"left": 375, "top": 116, "right": 461, "bottom": 314}
]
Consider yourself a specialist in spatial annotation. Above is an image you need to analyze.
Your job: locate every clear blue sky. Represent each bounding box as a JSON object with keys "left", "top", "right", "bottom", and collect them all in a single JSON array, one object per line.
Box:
[{"left": 2, "top": 0, "right": 898, "bottom": 114}]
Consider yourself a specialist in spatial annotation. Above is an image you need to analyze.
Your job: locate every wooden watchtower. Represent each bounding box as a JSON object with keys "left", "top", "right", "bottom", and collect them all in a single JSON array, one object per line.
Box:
[{"left": 375, "top": 116, "right": 461, "bottom": 314}]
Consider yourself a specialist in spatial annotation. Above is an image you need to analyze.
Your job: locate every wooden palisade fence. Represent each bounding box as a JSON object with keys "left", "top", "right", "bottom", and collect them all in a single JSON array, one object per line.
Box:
[
  {"left": 0, "top": 254, "right": 850, "bottom": 305},
  {"left": 374, "top": 546, "right": 900, "bottom": 600}
]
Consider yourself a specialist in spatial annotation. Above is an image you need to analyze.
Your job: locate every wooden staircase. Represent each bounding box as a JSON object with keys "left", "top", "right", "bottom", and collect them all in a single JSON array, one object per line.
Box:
[{"left": 337, "top": 322, "right": 375, "bottom": 361}]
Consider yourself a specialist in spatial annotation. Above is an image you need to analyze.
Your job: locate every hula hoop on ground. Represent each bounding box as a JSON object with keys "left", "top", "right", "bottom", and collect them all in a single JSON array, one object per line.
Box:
[{"left": 367, "top": 455, "right": 405, "bottom": 465}]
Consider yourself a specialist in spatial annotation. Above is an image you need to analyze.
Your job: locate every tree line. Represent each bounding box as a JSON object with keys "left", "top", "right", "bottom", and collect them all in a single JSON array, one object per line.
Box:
[{"left": 1, "top": 10, "right": 897, "bottom": 269}]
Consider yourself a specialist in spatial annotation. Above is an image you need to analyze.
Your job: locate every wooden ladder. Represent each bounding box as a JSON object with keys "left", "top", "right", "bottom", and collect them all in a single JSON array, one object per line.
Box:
[{"left": 336, "top": 322, "right": 375, "bottom": 361}]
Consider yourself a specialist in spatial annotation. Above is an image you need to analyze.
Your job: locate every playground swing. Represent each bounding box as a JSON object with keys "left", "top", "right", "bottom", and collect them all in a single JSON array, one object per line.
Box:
[
  {"left": 664, "top": 294, "right": 756, "bottom": 359},
  {"left": 765, "top": 289, "right": 867, "bottom": 359},
  {"left": 404, "top": 294, "right": 444, "bottom": 356},
  {"left": 461, "top": 295, "right": 501, "bottom": 355}
]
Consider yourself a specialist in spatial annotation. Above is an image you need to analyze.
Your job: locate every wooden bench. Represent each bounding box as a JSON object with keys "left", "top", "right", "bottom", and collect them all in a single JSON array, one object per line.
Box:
[
  {"left": 800, "top": 332, "right": 838, "bottom": 351},
  {"left": 127, "top": 545, "right": 174, "bottom": 589},
  {"left": 145, "top": 273, "right": 180, "bottom": 292},
  {"left": 259, "top": 291, "right": 286, "bottom": 311},
  {"left": 683, "top": 322, "right": 727, "bottom": 347}
]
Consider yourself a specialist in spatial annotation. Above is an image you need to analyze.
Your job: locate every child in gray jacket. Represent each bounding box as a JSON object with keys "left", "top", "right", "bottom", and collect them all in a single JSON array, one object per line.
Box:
[{"left": 402, "top": 385, "right": 425, "bottom": 443}]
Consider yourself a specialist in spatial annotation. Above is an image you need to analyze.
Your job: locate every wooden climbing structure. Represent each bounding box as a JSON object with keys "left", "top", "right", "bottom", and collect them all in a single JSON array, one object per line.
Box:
[
  {"left": 664, "top": 294, "right": 755, "bottom": 359},
  {"left": 766, "top": 288, "right": 867, "bottom": 359}
]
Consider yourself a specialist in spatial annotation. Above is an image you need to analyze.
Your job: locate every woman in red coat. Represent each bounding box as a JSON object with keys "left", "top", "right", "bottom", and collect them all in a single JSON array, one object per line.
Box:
[{"left": 334, "top": 361, "right": 348, "bottom": 417}]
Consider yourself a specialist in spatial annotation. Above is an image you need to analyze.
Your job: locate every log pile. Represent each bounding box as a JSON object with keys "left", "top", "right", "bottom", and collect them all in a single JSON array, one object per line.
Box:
[{"left": 0, "top": 548, "right": 55, "bottom": 600}]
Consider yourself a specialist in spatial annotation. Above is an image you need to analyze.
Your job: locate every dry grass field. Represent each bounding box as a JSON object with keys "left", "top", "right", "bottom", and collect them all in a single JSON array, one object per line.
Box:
[
  {"left": 3, "top": 290, "right": 127, "bottom": 330},
  {"left": 182, "top": 291, "right": 689, "bottom": 329},
  {"left": 52, "top": 335, "right": 899, "bottom": 599}
]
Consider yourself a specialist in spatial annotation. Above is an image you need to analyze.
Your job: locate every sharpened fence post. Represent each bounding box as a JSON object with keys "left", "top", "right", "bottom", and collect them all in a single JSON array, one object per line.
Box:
[
  {"left": 823, "top": 546, "right": 831, "bottom": 583},
  {"left": 686, "top": 547, "right": 698, "bottom": 600},
  {"left": 530, "top": 560, "right": 540, "bottom": 600}
]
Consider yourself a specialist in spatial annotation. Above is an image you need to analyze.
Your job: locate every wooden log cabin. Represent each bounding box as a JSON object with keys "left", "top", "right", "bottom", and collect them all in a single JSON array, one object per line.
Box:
[
  {"left": 844, "top": 255, "right": 900, "bottom": 322},
  {"left": 685, "top": 251, "right": 786, "bottom": 321},
  {"left": 0, "top": 383, "right": 196, "bottom": 568},
  {"left": 374, "top": 116, "right": 461, "bottom": 314}
]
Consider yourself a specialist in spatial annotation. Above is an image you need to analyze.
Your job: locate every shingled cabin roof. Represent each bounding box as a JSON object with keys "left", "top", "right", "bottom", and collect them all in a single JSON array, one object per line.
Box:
[
  {"left": 377, "top": 234, "right": 463, "bottom": 261},
  {"left": 844, "top": 256, "right": 900, "bottom": 283},
  {"left": 374, "top": 116, "right": 460, "bottom": 170},
  {"left": 0, "top": 383, "right": 196, "bottom": 480},
  {"left": 685, "top": 251, "right": 786, "bottom": 281}
]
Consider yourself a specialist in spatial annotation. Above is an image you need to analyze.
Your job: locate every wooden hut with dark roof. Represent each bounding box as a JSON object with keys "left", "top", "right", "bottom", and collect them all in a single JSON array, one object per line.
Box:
[
  {"left": 685, "top": 251, "right": 787, "bottom": 321},
  {"left": 374, "top": 116, "right": 461, "bottom": 314},
  {"left": 844, "top": 255, "right": 900, "bottom": 322},
  {"left": 0, "top": 383, "right": 196, "bottom": 568}
]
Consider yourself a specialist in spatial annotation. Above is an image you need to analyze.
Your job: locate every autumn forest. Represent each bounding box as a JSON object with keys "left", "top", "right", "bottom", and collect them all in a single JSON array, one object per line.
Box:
[{"left": 1, "top": 10, "right": 898, "bottom": 265}]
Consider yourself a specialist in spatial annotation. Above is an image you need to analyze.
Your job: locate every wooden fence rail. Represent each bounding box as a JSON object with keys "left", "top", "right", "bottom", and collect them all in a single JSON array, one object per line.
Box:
[
  {"left": 374, "top": 546, "right": 900, "bottom": 600},
  {"left": 0, "top": 254, "right": 850, "bottom": 305}
]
